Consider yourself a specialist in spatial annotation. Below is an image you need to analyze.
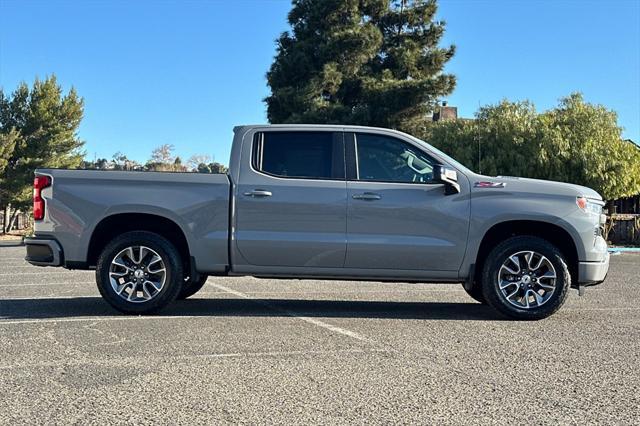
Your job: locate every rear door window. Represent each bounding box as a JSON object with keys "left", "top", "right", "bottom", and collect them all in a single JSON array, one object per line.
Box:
[{"left": 253, "top": 131, "right": 344, "bottom": 180}]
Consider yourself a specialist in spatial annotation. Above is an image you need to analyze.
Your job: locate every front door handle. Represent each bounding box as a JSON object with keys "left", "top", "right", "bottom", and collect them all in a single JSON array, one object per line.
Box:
[
  {"left": 352, "top": 192, "right": 381, "bottom": 201},
  {"left": 243, "top": 189, "right": 272, "bottom": 198}
]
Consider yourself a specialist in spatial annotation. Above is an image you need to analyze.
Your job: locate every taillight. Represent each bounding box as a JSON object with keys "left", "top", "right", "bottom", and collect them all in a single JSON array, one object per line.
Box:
[{"left": 33, "top": 175, "right": 51, "bottom": 220}]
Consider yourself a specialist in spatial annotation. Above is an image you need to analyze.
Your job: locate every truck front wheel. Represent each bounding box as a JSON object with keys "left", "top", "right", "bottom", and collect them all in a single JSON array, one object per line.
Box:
[
  {"left": 481, "top": 236, "right": 570, "bottom": 320},
  {"left": 96, "top": 231, "right": 183, "bottom": 314}
]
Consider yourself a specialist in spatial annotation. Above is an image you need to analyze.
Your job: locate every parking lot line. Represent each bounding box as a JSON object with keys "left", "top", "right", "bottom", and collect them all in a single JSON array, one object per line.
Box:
[
  {"left": 0, "top": 314, "right": 238, "bottom": 326},
  {"left": 199, "top": 288, "right": 467, "bottom": 295},
  {"left": 0, "top": 265, "right": 47, "bottom": 269},
  {"left": 563, "top": 307, "right": 640, "bottom": 311},
  {"left": 210, "top": 282, "right": 376, "bottom": 344},
  {"left": 0, "top": 348, "right": 390, "bottom": 371},
  {"left": 0, "top": 295, "right": 98, "bottom": 301},
  {"left": 0, "top": 271, "right": 92, "bottom": 276},
  {"left": 0, "top": 282, "right": 95, "bottom": 287}
]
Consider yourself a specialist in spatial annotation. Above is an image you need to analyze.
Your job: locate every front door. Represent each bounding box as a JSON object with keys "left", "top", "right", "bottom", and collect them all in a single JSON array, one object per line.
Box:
[
  {"left": 345, "top": 132, "right": 470, "bottom": 272},
  {"left": 234, "top": 130, "right": 347, "bottom": 268}
]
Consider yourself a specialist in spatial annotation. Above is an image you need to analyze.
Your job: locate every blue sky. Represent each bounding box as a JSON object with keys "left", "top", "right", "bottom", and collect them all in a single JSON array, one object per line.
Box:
[{"left": 1, "top": 0, "right": 639, "bottom": 165}]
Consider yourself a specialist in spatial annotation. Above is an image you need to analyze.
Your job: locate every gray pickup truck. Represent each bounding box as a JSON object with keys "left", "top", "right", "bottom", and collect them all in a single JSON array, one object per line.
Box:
[{"left": 25, "top": 124, "right": 609, "bottom": 319}]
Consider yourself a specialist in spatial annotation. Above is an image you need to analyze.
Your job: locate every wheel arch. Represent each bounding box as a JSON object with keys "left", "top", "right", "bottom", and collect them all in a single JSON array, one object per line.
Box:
[
  {"left": 472, "top": 220, "right": 579, "bottom": 286},
  {"left": 87, "top": 213, "right": 191, "bottom": 270}
]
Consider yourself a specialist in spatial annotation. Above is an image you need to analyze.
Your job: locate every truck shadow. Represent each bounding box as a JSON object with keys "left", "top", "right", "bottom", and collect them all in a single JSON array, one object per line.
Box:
[{"left": 0, "top": 297, "right": 502, "bottom": 321}]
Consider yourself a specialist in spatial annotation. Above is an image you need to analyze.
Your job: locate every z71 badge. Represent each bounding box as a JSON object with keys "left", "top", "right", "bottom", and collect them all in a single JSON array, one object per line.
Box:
[{"left": 474, "top": 181, "right": 506, "bottom": 188}]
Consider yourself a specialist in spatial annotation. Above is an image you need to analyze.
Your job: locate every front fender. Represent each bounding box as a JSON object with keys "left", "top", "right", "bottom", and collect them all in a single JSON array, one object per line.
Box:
[{"left": 460, "top": 191, "right": 585, "bottom": 278}]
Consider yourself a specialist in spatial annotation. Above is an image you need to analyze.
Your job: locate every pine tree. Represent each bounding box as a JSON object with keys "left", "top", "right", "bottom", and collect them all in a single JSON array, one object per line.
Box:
[
  {"left": 265, "top": 0, "right": 456, "bottom": 133},
  {"left": 0, "top": 75, "right": 84, "bottom": 231}
]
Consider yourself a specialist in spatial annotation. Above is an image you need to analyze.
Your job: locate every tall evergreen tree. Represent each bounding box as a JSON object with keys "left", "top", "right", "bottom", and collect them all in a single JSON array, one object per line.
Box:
[
  {"left": 266, "top": 0, "right": 456, "bottom": 133},
  {"left": 0, "top": 75, "right": 84, "bottom": 230}
]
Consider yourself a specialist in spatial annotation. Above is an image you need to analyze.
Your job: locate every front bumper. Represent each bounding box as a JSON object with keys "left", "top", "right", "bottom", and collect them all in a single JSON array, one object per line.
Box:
[
  {"left": 24, "top": 237, "right": 63, "bottom": 266},
  {"left": 578, "top": 251, "right": 609, "bottom": 285}
]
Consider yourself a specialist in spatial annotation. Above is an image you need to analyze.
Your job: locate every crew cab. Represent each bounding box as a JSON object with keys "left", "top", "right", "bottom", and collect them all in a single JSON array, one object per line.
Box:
[{"left": 25, "top": 125, "right": 609, "bottom": 319}]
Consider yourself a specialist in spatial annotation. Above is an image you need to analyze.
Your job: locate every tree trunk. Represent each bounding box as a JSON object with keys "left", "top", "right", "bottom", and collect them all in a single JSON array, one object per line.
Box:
[
  {"left": 8, "top": 208, "right": 20, "bottom": 231},
  {"left": 2, "top": 204, "right": 10, "bottom": 234}
]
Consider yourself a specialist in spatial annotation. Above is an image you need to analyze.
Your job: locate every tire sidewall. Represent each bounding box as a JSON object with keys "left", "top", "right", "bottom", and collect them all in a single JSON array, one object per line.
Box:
[
  {"left": 482, "top": 236, "right": 570, "bottom": 320},
  {"left": 96, "top": 231, "right": 183, "bottom": 314}
]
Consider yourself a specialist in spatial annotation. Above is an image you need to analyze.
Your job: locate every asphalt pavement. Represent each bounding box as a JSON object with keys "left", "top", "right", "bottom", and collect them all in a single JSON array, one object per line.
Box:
[{"left": 1, "top": 246, "right": 638, "bottom": 425}]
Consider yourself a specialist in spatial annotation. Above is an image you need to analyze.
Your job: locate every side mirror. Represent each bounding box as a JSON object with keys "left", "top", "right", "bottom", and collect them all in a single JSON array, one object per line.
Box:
[{"left": 433, "top": 164, "right": 461, "bottom": 195}]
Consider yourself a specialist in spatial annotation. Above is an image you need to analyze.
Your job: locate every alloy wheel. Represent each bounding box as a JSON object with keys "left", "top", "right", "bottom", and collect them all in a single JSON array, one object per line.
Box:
[
  {"left": 497, "top": 250, "right": 557, "bottom": 309},
  {"left": 109, "top": 246, "right": 167, "bottom": 303}
]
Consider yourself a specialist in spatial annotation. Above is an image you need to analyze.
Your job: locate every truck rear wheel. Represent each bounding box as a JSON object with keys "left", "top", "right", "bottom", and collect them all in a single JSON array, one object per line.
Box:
[
  {"left": 481, "top": 236, "right": 570, "bottom": 320},
  {"left": 177, "top": 274, "right": 208, "bottom": 300},
  {"left": 96, "top": 231, "right": 183, "bottom": 314}
]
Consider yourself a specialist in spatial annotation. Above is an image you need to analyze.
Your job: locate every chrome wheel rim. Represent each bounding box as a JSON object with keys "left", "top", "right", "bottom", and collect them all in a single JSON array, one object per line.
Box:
[
  {"left": 497, "top": 251, "right": 557, "bottom": 309},
  {"left": 109, "top": 246, "right": 166, "bottom": 303}
]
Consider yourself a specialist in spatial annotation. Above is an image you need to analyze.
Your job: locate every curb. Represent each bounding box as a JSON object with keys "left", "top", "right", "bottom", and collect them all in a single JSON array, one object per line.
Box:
[
  {"left": 0, "top": 238, "right": 24, "bottom": 247},
  {"left": 608, "top": 247, "right": 640, "bottom": 253}
]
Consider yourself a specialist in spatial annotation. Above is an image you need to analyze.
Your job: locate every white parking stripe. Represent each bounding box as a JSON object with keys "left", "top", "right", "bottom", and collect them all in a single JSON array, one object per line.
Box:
[
  {"left": 0, "top": 271, "right": 91, "bottom": 276},
  {"left": 563, "top": 307, "right": 640, "bottom": 311},
  {"left": 0, "top": 348, "right": 390, "bottom": 370},
  {"left": 0, "top": 314, "right": 225, "bottom": 326},
  {"left": 0, "top": 281, "right": 95, "bottom": 287},
  {"left": 209, "top": 282, "right": 375, "bottom": 344},
  {"left": 0, "top": 265, "right": 44, "bottom": 268},
  {"left": 0, "top": 295, "right": 98, "bottom": 300}
]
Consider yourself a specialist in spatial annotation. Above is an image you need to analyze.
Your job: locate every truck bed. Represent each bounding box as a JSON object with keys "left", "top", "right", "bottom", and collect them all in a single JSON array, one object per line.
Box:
[{"left": 34, "top": 169, "right": 231, "bottom": 273}]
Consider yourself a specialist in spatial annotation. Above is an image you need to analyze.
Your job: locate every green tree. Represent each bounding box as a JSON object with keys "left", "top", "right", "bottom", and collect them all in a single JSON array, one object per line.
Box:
[
  {"left": 538, "top": 93, "right": 640, "bottom": 200},
  {"left": 111, "top": 152, "right": 143, "bottom": 171},
  {"left": 424, "top": 93, "right": 640, "bottom": 201},
  {"left": 0, "top": 129, "right": 19, "bottom": 179},
  {"left": 173, "top": 156, "right": 187, "bottom": 172},
  {"left": 0, "top": 75, "right": 84, "bottom": 232},
  {"left": 94, "top": 158, "right": 110, "bottom": 170},
  {"left": 422, "top": 118, "right": 477, "bottom": 169},
  {"left": 207, "top": 161, "right": 228, "bottom": 174},
  {"left": 187, "top": 154, "right": 212, "bottom": 171},
  {"left": 266, "top": 0, "right": 456, "bottom": 133},
  {"left": 474, "top": 100, "right": 542, "bottom": 178},
  {"left": 146, "top": 144, "right": 174, "bottom": 171}
]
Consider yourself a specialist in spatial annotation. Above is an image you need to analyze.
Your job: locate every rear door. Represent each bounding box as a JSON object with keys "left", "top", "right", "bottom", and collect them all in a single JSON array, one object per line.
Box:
[
  {"left": 234, "top": 130, "right": 347, "bottom": 268},
  {"left": 344, "top": 132, "right": 470, "bottom": 272}
]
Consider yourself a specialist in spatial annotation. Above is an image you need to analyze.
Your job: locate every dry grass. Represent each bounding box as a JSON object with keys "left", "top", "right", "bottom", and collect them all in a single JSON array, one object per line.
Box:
[{"left": 0, "top": 229, "right": 28, "bottom": 241}]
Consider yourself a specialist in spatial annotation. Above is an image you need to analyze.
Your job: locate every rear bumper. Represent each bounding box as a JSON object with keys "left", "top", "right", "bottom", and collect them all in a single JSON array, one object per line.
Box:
[
  {"left": 578, "top": 251, "right": 609, "bottom": 285},
  {"left": 24, "top": 237, "right": 63, "bottom": 266}
]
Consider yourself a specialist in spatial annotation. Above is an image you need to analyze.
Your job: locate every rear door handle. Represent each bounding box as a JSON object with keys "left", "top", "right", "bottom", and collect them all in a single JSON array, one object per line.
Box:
[
  {"left": 352, "top": 192, "right": 381, "bottom": 201},
  {"left": 243, "top": 189, "right": 272, "bottom": 198}
]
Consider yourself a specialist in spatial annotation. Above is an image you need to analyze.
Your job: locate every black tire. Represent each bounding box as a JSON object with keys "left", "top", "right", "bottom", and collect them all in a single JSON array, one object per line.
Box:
[
  {"left": 481, "top": 236, "right": 570, "bottom": 320},
  {"left": 96, "top": 231, "right": 183, "bottom": 314},
  {"left": 462, "top": 282, "right": 486, "bottom": 304},
  {"left": 177, "top": 274, "right": 208, "bottom": 300}
]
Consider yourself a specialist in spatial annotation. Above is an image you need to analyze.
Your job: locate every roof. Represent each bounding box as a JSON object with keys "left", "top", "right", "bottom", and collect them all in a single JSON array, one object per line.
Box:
[{"left": 234, "top": 123, "right": 405, "bottom": 132}]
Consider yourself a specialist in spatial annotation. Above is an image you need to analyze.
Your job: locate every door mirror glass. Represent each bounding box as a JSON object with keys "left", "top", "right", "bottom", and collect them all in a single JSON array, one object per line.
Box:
[{"left": 433, "top": 165, "right": 461, "bottom": 194}]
